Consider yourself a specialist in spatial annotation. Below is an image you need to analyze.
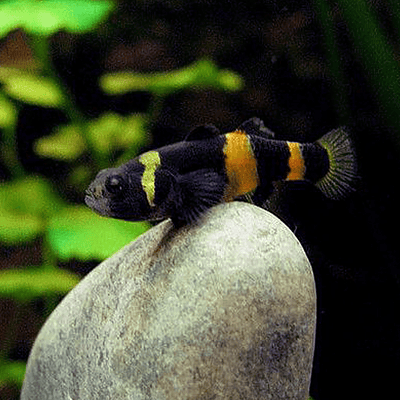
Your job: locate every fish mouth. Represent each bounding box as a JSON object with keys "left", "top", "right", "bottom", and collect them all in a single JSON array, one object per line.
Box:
[
  {"left": 84, "top": 193, "right": 111, "bottom": 217},
  {"left": 84, "top": 194, "right": 95, "bottom": 208}
]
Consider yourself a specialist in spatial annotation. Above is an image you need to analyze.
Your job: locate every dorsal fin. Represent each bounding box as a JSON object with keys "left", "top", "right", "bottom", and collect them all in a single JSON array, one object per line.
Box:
[
  {"left": 185, "top": 124, "right": 221, "bottom": 141},
  {"left": 238, "top": 117, "right": 275, "bottom": 139}
]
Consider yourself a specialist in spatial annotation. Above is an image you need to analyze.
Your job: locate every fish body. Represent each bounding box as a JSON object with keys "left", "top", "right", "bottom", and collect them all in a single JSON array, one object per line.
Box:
[{"left": 85, "top": 118, "right": 356, "bottom": 226}]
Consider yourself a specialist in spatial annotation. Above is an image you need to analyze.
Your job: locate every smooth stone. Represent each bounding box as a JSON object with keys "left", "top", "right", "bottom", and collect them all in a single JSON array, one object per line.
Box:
[{"left": 21, "top": 202, "right": 316, "bottom": 400}]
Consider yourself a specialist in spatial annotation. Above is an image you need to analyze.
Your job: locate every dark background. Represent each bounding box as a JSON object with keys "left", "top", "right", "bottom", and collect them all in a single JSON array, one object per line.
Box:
[{"left": 2, "top": 0, "right": 400, "bottom": 399}]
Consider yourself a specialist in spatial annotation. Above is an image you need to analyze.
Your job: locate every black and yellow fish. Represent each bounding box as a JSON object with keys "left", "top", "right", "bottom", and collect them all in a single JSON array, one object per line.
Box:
[{"left": 85, "top": 118, "right": 356, "bottom": 226}]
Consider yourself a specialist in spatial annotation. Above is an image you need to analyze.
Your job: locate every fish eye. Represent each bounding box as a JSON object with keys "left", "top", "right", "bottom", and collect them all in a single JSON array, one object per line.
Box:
[{"left": 105, "top": 175, "right": 124, "bottom": 195}]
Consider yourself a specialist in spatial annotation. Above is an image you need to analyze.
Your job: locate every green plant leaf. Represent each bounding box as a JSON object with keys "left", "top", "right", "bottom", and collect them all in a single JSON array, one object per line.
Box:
[
  {"left": 116, "top": 114, "right": 148, "bottom": 147},
  {"left": 47, "top": 205, "right": 150, "bottom": 260},
  {"left": 67, "top": 164, "right": 92, "bottom": 190},
  {"left": 100, "top": 58, "right": 244, "bottom": 96},
  {"left": 336, "top": 0, "right": 400, "bottom": 134},
  {"left": 0, "top": 66, "right": 28, "bottom": 83},
  {"left": 34, "top": 123, "right": 86, "bottom": 161},
  {"left": 0, "top": 0, "right": 115, "bottom": 38},
  {"left": 88, "top": 112, "right": 125, "bottom": 155},
  {"left": 0, "top": 176, "right": 64, "bottom": 217},
  {"left": 0, "top": 267, "right": 80, "bottom": 302},
  {"left": 87, "top": 112, "right": 148, "bottom": 156},
  {"left": 0, "top": 176, "right": 65, "bottom": 243},
  {"left": 0, "top": 213, "right": 44, "bottom": 244},
  {"left": 4, "top": 73, "right": 64, "bottom": 108},
  {"left": 0, "top": 94, "right": 17, "bottom": 128},
  {"left": 0, "top": 360, "right": 26, "bottom": 387},
  {"left": 34, "top": 113, "right": 148, "bottom": 161}
]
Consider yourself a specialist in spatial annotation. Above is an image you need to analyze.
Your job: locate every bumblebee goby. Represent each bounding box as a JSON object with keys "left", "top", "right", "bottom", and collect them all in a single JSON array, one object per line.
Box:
[{"left": 85, "top": 118, "right": 356, "bottom": 226}]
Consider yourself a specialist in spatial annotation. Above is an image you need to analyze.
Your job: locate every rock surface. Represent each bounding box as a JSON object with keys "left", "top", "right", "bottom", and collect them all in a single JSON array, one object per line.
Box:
[{"left": 21, "top": 202, "right": 316, "bottom": 400}]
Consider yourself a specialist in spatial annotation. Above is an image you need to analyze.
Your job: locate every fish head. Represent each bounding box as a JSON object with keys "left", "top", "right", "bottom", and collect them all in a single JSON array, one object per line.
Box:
[{"left": 85, "top": 162, "right": 156, "bottom": 222}]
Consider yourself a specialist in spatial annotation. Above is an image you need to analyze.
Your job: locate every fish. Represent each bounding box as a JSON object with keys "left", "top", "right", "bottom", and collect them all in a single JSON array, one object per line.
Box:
[{"left": 85, "top": 117, "right": 356, "bottom": 226}]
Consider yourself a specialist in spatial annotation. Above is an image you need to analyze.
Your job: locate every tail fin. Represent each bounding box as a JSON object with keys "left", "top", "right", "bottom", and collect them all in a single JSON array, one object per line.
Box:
[{"left": 315, "top": 127, "right": 357, "bottom": 199}]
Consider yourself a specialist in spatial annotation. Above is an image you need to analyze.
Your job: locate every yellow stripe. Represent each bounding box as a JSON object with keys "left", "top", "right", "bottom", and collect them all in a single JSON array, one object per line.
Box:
[
  {"left": 139, "top": 151, "right": 161, "bottom": 206},
  {"left": 223, "top": 130, "right": 259, "bottom": 201},
  {"left": 286, "top": 142, "right": 305, "bottom": 181}
]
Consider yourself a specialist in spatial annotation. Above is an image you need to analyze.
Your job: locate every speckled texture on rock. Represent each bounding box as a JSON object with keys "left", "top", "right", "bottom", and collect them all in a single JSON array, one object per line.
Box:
[{"left": 21, "top": 202, "right": 316, "bottom": 400}]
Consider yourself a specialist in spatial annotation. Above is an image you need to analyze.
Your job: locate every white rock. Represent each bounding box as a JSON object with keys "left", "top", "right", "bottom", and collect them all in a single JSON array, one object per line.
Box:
[{"left": 21, "top": 202, "right": 316, "bottom": 400}]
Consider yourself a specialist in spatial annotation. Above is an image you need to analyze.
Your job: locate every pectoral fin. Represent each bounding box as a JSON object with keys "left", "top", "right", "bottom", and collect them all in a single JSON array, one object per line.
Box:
[{"left": 168, "top": 169, "right": 226, "bottom": 226}]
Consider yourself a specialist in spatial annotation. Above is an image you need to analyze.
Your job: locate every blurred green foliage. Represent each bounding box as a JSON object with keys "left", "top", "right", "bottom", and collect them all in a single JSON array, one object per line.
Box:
[
  {"left": 0, "top": 0, "right": 114, "bottom": 37},
  {"left": 0, "top": 0, "right": 244, "bottom": 391},
  {"left": 314, "top": 0, "right": 400, "bottom": 139},
  {"left": 100, "top": 58, "right": 243, "bottom": 96},
  {"left": 336, "top": 0, "right": 400, "bottom": 135},
  {"left": 0, "top": 268, "right": 80, "bottom": 302}
]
